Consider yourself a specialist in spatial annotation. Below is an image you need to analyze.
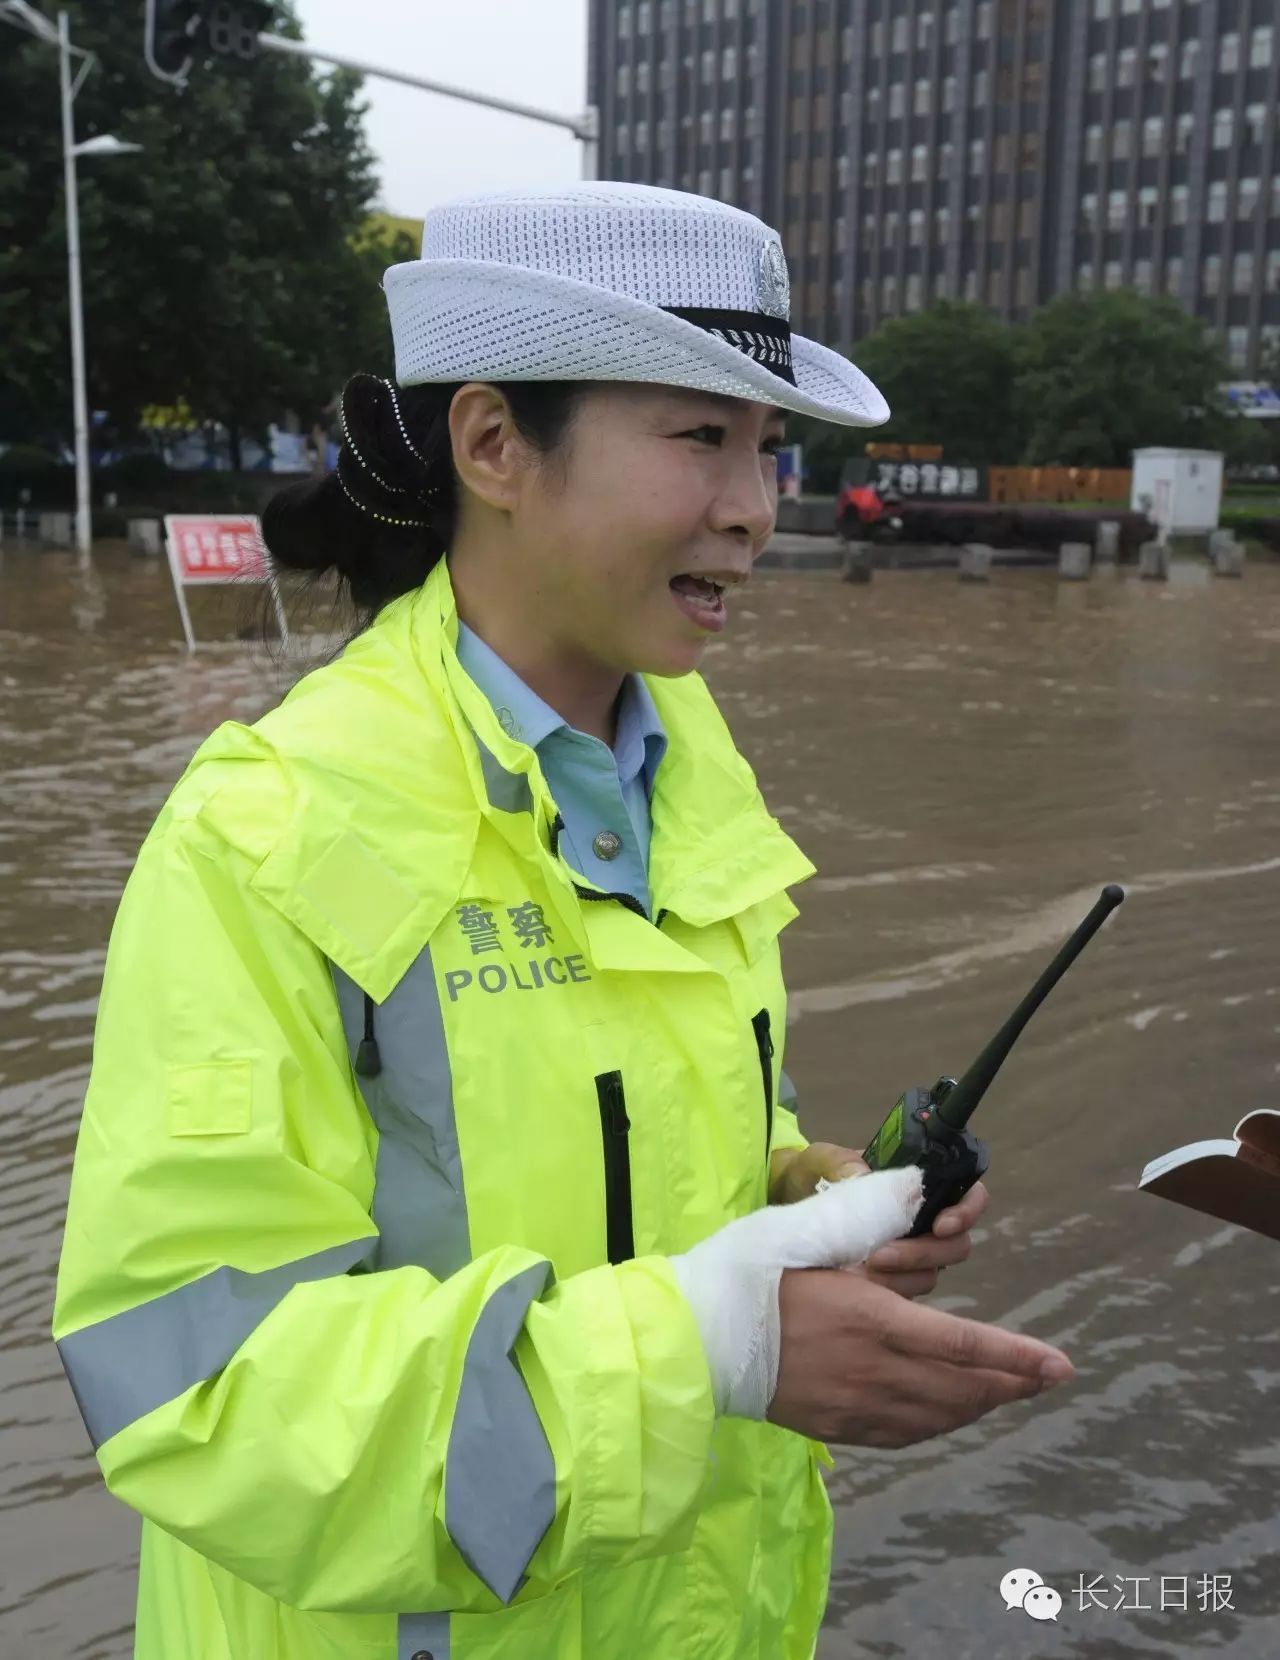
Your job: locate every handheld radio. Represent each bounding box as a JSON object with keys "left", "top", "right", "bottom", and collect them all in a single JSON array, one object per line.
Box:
[{"left": 861, "top": 884, "right": 1125, "bottom": 1237}]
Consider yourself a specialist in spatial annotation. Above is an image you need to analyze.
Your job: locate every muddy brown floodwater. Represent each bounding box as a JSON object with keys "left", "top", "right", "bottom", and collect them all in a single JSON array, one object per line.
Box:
[{"left": 2, "top": 543, "right": 1278, "bottom": 1659}]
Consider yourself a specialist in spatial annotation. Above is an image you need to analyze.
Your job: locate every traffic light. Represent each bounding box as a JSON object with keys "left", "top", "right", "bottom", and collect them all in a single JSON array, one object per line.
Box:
[{"left": 144, "top": 0, "right": 273, "bottom": 86}]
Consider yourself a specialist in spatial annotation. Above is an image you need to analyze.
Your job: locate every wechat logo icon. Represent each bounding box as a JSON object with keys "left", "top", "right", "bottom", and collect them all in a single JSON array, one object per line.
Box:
[{"left": 1000, "top": 1569, "right": 1062, "bottom": 1622}]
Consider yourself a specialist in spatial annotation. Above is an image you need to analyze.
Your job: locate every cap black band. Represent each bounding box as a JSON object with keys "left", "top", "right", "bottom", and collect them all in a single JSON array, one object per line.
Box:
[{"left": 661, "top": 305, "right": 796, "bottom": 386}]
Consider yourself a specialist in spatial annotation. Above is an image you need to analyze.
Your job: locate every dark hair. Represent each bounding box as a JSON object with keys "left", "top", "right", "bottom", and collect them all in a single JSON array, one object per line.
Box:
[{"left": 261, "top": 376, "right": 584, "bottom": 634}]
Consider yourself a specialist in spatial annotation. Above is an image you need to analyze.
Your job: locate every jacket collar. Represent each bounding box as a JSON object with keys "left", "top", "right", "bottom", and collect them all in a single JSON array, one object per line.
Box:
[{"left": 241, "top": 559, "right": 813, "bottom": 998}]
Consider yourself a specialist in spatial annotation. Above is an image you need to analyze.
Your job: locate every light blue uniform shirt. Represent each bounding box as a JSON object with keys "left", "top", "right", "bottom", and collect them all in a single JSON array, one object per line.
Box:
[{"left": 456, "top": 622, "right": 668, "bottom": 916}]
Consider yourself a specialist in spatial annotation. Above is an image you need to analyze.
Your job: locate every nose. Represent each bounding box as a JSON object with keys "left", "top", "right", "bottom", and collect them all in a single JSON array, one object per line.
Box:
[{"left": 707, "top": 445, "right": 778, "bottom": 548}]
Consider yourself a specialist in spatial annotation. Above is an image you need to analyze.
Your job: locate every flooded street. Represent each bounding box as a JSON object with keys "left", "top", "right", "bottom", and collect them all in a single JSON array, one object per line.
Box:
[{"left": 2, "top": 543, "right": 1278, "bottom": 1657}]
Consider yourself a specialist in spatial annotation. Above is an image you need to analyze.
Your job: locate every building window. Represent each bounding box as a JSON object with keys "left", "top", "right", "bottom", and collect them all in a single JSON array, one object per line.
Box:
[
  {"left": 1142, "top": 117, "right": 1163, "bottom": 158},
  {"left": 976, "top": 1, "right": 992, "bottom": 39},
  {"left": 637, "top": 0, "right": 650, "bottom": 31},
  {"left": 909, "top": 207, "right": 925, "bottom": 246},
  {"left": 1104, "top": 260, "right": 1122, "bottom": 290},
  {"left": 1138, "top": 186, "right": 1158, "bottom": 227},
  {"left": 619, "top": 4, "right": 632, "bottom": 38},
  {"left": 887, "top": 148, "right": 903, "bottom": 184},
  {"left": 1203, "top": 254, "right": 1222, "bottom": 295},
  {"left": 1080, "top": 192, "right": 1098, "bottom": 229},
  {"left": 842, "top": 24, "right": 854, "bottom": 62},
  {"left": 911, "top": 144, "right": 928, "bottom": 181},
  {"left": 1134, "top": 257, "right": 1153, "bottom": 291},
  {"left": 1165, "top": 256, "right": 1182, "bottom": 294},
  {"left": 870, "top": 17, "right": 885, "bottom": 54},
  {"left": 1233, "top": 253, "right": 1254, "bottom": 293},
  {"left": 701, "top": 50, "right": 713, "bottom": 84},
  {"left": 636, "top": 119, "right": 648, "bottom": 149},
  {"left": 1212, "top": 109, "right": 1234, "bottom": 151},
  {"left": 1227, "top": 327, "right": 1249, "bottom": 368},
  {"left": 1239, "top": 177, "right": 1260, "bottom": 219},
  {"left": 1088, "top": 53, "right": 1106, "bottom": 92},
  {"left": 1179, "top": 38, "right": 1198, "bottom": 80},
  {"left": 1117, "top": 48, "right": 1137, "bottom": 87},
  {"left": 973, "top": 68, "right": 989, "bottom": 107},
  {"left": 636, "top": 61, "right": 650, "bottom": 94},
  {"left": 1267, "top": 250, "right": 1280, "bottom": 290},
  {"left": 1078, "top": 261, "right": 1095, "bottom": 291},
  {"left": 1148, "top": 42, "right": 1169, "bottom": 82},
  {"left": 617, "top": 63, "right": 631, "bottom": 96},
  {"left": 836, "top": 213, "right": 846, "bottom": 251},
  {"left": 943, "top": 74, "right": 956, "bottom": 111},
  {"left": 935, "top": 204, "right": 950, "bottom": 240},
  {"left": 837, "top": 153, "right": 850, "bottom": 188},
  {"left": 720, "top": 107, "right": 734, "bottom": 140},
  {"left": 615, "top": 124, "right": 630, "bottom": 153},
  {"left": 969, "top": 138, "right": 985, "bottom": 176},
  {"left": 863, "top": 151, "right": 879, "bottom": 184},
  {"left": 1092, "top": 0, "right": 1111, "bottom": 16},
  {"left": 1244, "top": 104, "right": 1268, "bottom": 147},
  {"left": 698, "top": 167, "right": 713, "bottom": 194},
  {"left": 1170, "top": 184, "right": 1189, "bottom": 224},
  {"left": 889, "top": 82, "right": 905, "bottom": 118},
  {"left": 721, "top": 45, "right": 736, "bottom": 79},
  {"left": 1085, "top": 123, "right": 1103, "bottom": 163},
  {"left": 939, "top": 140, "right": 953, "bottom": 177},
  {"left": 1219, "top": 33, "right": 1239, "bottom": 74},
  {"left": 1272, "top": 176, "right": 1280, "bottom": 219},
  {"left": 1113, "top": 120, "right": 1132, "bottom": 160},
  {"left": 946, "top": 7, "right": 960, "bottom": 46},
  {"left": 892, "top": 14, "right": 908, "bottom": 51},
  {"left": 1176, "top": 113, "right": 1194, "bottom": 154},
  {"left": 1208, "top": 180, "right": 1228, "bottom": 222},
  {"left": 720, "top": 167, "right": 734, "bottom": 198},
  {"left": 918, "top": 10, "right": 935, "bottom": 50},
  {"left": 915, "top": 78, "right": 931, "bottom": 116},
  {"left": 1251, "top": 26, "right": 1274, "bottom": 69},
  {"left": 881, "top": 275, "right": 896, "bottom": 311},
  {"left": 906, "top": 272, "right": 923, "bottom": 311},
  {"left": 1108, "top": 190, "right": 1127, "bottom": 230},
  {"left": 699, "top": 109, "right": 713, "bottom": 142}
]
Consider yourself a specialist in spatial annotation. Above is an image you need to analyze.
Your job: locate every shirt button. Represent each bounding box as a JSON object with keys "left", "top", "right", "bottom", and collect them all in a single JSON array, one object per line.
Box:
[{"left": 593, "top": 829, "right": 623, "bottom": 861}]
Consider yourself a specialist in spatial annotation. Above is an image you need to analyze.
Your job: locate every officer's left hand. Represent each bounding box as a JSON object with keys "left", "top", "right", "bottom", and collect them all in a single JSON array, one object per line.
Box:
[{"left": 768, "top": 1142, "right": 988, "bottom": 1300}]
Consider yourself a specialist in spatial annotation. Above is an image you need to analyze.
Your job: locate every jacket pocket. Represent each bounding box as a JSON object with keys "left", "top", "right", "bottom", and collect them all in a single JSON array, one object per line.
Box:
[
  {"left": 751, "top": 1009, "right": 774, "bottom": 1157},
  {"left": 595, "top": 1071, "right": 635, "bottom": 1264}
]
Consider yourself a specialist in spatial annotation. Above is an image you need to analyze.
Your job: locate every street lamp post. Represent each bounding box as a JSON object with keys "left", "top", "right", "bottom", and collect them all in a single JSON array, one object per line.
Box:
[{"left": 2, "top": 3, "right": 140, "bottom": 563}]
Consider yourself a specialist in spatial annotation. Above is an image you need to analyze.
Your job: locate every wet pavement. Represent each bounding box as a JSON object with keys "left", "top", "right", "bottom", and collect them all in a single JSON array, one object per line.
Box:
[{"left": 2, "top": 542, "right": 1278, "bottom": 1658}]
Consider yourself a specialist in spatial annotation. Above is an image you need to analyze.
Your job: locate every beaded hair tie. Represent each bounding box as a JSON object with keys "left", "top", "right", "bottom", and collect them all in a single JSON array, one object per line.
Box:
[{"left": 336, "top": 372, "right": 443, "bottom": 526}]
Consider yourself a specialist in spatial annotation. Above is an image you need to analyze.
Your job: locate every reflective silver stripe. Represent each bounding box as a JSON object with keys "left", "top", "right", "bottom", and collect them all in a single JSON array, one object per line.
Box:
[
  {"left": 471, "top": 728, "right": 533, "bottom": 816},
  {"left": 57, "top": 1236, "right": 374, "bottom": 1451},
  {"left": 398, "top": 1611, "right": 450, "bottom": 1660},
  {"left": 779, "top": 1068, "right": 799, "bottom": 1116},
  {"left": 334, "top": 951, "right": 470, "bottom": 1277},
  {"left": 446, "top": 1260, "right": 556, "bottom": 1604}
]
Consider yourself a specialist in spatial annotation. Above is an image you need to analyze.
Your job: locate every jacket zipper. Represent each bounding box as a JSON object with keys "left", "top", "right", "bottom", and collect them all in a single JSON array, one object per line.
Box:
[
  {"left": 551, "top": 812, "right": 660, "bottom": 923},
  {"left": 752, "top": 1008, "right": 775, "bottom": 1155},
  {"left": 595, "top": 1071, "right": 635, "bottom": 1265}
]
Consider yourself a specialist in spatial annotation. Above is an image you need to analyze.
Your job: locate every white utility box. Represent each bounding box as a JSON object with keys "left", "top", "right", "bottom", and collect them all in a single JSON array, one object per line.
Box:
[{"left": 1130, "top": 448, "right": 1224, "bottom": 535}]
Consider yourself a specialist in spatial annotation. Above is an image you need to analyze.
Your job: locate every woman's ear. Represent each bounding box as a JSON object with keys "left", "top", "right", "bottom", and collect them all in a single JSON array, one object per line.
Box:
[{"left": 448, "top": 383, "right": 532, "bottom": 514}]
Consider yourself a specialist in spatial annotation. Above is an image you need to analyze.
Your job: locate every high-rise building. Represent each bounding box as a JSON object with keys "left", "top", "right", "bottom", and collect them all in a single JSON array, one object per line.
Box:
[{"left": 589, "top": 0, "right": 1280, "bottom": 374}]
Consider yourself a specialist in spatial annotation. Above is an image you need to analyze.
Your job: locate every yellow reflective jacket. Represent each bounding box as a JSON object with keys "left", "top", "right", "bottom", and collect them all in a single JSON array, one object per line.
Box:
[{"left": 53, "top": 558, "right": 832, "bottom": 1660}]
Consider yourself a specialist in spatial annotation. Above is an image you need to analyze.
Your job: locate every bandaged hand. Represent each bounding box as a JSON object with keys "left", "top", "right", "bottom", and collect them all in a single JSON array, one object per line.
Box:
[
  {"left": 670, "top": 1166, "right": 925, "bottom": 1420},
  {"left": 771, "top": 1141, "right": 990, "bottom": 1300}
]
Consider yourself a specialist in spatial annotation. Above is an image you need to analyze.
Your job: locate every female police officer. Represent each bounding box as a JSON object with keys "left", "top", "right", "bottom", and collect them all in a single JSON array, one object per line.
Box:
[{"left": 54, "top": 184, "right": 1071, "bottom": 1660}]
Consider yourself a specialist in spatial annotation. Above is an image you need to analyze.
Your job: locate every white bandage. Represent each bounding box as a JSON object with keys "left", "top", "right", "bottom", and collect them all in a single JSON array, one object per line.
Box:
[{"left": 670, "top": 1167, "right": 924, "bottom": 1421}]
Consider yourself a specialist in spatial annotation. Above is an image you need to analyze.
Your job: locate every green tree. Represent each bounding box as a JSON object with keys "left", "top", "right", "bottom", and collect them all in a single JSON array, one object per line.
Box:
[
  {"left": 1014, "top": 289, "right": 1232, "bottom": 467},
  {"left": 0, "top": 2, "right": 410, "bottom": 460},
  {"left": 845, "top": 300, "right": 1021, "bottom": 461}
]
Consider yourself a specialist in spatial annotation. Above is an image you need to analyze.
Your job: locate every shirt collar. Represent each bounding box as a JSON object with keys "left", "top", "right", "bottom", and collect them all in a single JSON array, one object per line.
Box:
[{"left": 455, "top": 620, "right": 668, "bottom": 791}]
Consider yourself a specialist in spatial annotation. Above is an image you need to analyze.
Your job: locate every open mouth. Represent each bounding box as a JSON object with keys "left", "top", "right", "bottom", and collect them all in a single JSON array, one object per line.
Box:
[{"left": 669, "top": 573, "right": 728, "bottom": 633}]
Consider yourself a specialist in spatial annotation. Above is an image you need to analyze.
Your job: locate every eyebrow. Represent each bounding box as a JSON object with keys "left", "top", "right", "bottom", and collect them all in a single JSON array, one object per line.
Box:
[{"left": 671, "top": 391, "right": 789, "bottom": 422}]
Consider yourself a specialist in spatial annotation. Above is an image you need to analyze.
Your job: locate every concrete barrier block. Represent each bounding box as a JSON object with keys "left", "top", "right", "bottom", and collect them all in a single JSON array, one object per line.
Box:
[
  {"left": 1059, "top": 542, "right": 1092, "bottom": 580},
  {"left": 1094, "top": 520, "right": 1121, "bottom": 563},
  {"left": 1212, "top": 540, "right": 1244, "bottom": 578},
  {"left": 38, "top": 511, "right": 73, "bottom": 547},
  {"left": 1138, "top": 540, "right": 1169, "bottom": 580},
  {"left": 841, "top": 543, "right": 874, "bottom": 584},
  {"left": 959, "top": 543, "right": 992, "bottom": 581},
  {"left": 127, "top": 517, "right": 163, "bottom": 557}
]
